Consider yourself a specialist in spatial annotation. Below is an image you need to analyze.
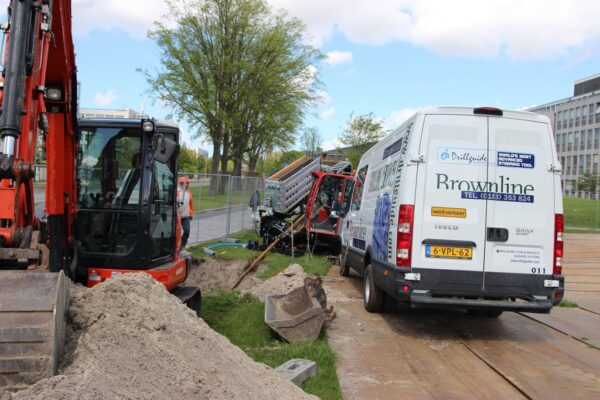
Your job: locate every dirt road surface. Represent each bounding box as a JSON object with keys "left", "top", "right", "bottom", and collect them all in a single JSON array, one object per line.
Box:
[{"left": 324, "top": 234, "right": 600, "bottom": 400}]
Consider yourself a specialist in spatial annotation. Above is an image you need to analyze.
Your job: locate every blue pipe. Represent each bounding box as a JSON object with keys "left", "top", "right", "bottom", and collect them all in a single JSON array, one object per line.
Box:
[{"left": 203, "top": 242, "right": 248, "bottom": 255}]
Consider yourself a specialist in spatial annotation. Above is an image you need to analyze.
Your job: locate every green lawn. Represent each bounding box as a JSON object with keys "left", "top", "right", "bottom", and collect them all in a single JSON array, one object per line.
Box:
[
  {"left": 202, "top": 292, "right": 341, "bottom": 400},
  {"left": 189, "top": 184, "right": 250, "bottom": 210},
  {"left": 564, "top": 196, "right": 600, "bottom": 231},
  {"left": 190, "top": 231, "right": 341, "bottom": 399}
]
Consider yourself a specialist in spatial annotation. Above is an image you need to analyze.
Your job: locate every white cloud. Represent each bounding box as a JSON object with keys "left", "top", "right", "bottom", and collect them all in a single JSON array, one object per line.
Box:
[
  {"left": 69, "top": 0, "right": 600, "bottom": 61},
  {"left": 93, "top": 89, "right": 118, "bottom": 107},
  {"left": 319, "top": 107, "right": 336, "bottom": 120},
  {"left": 322, "top": 137, "right": 342, "bottom": 151},
  {"left": 325, "top": 50, "right": 353, "bottom": 66},
  {"left": 72, "top": 0, "right": 169, "bottom": 37},
  {"left": 386, "top": 108, "right": 419, "bottom": 129},
  {"left": 268, "top": 0, "right": 600, "bottom": 60},
  {"left": 316, "top": 90, "right": 332, "bottom": 105}
]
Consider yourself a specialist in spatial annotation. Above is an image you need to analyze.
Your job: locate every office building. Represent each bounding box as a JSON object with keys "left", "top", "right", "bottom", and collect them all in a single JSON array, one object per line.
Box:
[{"left": 529, "top": 74, "right": 600, "bottom": 196}]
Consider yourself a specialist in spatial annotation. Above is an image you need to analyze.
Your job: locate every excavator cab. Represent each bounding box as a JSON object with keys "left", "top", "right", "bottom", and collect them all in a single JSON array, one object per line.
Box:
[
  {"left": 73, "top": 118, "right": 187, "bottom": 289},
  {"left": 305, "top": 171, "right": 354, "bottom": 250}
]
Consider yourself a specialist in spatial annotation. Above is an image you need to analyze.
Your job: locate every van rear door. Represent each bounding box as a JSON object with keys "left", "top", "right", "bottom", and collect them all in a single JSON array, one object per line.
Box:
[
  {"left": 483, "top": 117, "right": 555, "bottom": 296},
  {"left": 412, "top": 114, "right": 488, "bottom": 295}
]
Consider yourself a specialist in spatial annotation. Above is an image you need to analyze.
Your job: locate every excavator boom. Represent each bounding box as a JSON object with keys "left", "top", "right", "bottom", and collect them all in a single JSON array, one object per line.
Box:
[{"left": 0, "top": 0, "right": 75, "bottom": 390}]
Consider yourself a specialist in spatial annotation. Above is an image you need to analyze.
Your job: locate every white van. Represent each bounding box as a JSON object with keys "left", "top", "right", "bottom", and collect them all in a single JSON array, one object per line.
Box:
[{"left": 339, "top": 107, "right": 564, "bottom": 316}]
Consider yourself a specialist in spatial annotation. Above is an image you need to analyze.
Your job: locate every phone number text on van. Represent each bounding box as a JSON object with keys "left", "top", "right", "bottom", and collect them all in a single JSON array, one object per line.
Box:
[{"left": 461, "top": 191, "right": 534, "bottom": 203}]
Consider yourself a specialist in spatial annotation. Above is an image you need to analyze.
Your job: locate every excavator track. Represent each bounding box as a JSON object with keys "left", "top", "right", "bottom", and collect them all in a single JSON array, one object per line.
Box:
[{"left": 0, "top": 271, "right": 68, "bottom": 390}]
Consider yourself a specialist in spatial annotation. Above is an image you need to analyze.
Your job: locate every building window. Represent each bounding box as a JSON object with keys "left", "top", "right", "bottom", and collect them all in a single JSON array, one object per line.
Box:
[
  {"left": 582, "top": 105, "right": 588, "bottom": 125},
  {"left": 588, "top": 129, "right": 593, "bottom": 149},
  {"left": 596, "top": 128, "right": 600, "bottom": 149},
  {"left": 586, "top": 154, "right": 591, "bottom": 172},
  {"left": 576, "top": 107, "right": 581, "bottom": 126},
  {"left": 569, "top": 108, "right": 575, "bottom": 127},
  {"left": 557, "top": 111, "right": 562, "bottom": 130},
  {"left": 567, "top": 156, "right": 572, "bottom": 175},
  {"left": 581, "top": 131, "right": 586, "bottom": 150},
  {"left": 567, "top": 132, "right": 573, "bottom": 151},
  {"left": 579, "top": 155, "right": 585, "bottom": 174},
  {"left": 574, "top": 131, "right": 579, "bottom": 150},
  {"left": 594, "top": 154, "right": 599, "bottom": 174}
]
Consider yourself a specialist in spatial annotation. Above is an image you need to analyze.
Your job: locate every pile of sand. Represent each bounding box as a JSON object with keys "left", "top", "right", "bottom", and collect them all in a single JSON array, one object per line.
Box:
[
  {"left": 7, "top": 274, "right": 315, "bottom": 400},
  {"left": 246, "top": 264, "right": 309, "bottom": 301},
  {"left": 186, "top": 257, "right": 265, "bottom": 294}
]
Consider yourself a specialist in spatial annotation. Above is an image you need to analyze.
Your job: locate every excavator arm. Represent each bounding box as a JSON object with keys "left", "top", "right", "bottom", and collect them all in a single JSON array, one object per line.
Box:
[{"left": 0, "top": 0, "right": 75, "bottom": 389}]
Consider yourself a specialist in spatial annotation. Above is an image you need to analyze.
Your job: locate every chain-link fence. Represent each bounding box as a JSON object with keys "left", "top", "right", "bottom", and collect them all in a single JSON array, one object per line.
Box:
[{"left": 178, "top": 173, "right": 262, "bottom": 244}]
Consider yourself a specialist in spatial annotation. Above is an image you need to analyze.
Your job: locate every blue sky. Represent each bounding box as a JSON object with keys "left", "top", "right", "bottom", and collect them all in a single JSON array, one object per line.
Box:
[{"left": 7, "top": 0, "right": 599, "bottom": 154}]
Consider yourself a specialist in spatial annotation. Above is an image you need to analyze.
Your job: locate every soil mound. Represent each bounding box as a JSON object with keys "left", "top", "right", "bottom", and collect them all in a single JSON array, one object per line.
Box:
[
  {"left": 8, "top": 274, "right": 315, "bottom": 400},
  {"left": 186, "top": 257, "right": 264, "bottom": 293},
  {"left": 246, "top": 264, "right": 309, "bottom": 301}
]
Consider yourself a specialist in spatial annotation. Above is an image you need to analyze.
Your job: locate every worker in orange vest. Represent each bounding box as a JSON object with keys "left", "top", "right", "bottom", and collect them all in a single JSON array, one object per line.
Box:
[{"left": 177, "top": 176, "right": 194, "bottom": 250}]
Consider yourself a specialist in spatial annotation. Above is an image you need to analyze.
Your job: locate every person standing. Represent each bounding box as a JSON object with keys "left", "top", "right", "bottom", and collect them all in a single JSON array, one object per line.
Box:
[{"left": 177, "top": 176, "right": 194, "bottom": 250}]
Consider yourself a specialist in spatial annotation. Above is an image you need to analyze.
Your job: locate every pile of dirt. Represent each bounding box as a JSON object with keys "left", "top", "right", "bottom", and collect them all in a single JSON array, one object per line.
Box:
[
  {"left": 7, "top": 274, "right": 315, "bottom": 400},
  {"left": 246, "top": 264, "right": 309, "bottom": 301},
  {"left": 186, "top": 257, "right": 265, "bottom": 294}
]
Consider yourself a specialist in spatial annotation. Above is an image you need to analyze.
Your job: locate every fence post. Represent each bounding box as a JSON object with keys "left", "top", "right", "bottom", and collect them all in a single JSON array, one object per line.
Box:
[
  {"left": 226, "top": 174, "right": 232, "bottom": 237},
  {"left": 241, "top": 176, "right": 246, "bottom": 232}
]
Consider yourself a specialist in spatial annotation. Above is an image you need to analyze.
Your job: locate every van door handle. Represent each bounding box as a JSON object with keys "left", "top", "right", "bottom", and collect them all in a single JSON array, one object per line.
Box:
[{"left": 487, "top": 227, "right": 509, "bottom": 242}]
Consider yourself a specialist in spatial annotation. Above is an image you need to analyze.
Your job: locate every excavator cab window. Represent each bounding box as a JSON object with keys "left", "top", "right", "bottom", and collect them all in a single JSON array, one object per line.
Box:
[
  {"left": 149, "top": 133, "right": 176, "bottom": 259},
  {"left": 310, "top": 175, "right": 345, "bottom": 232},
  {"left": 76, "top": 127, "right": 142, "bottom": 255}
]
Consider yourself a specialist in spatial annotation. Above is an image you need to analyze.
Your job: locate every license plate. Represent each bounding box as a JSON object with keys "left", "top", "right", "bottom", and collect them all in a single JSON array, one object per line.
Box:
[{"left": 426, "top": 245, "right": 472, "bottom": 259}]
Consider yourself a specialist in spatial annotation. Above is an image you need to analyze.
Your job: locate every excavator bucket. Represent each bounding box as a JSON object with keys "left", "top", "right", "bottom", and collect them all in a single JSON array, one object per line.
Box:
[
  {"left": 0, "top": 271, "right": 68, "bottom": 390},
  {"left": 265, "top": 285, "right": 325, "bottom": 343}
]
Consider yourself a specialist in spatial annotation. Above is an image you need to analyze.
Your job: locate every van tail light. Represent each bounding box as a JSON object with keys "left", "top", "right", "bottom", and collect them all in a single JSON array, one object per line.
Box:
[
  {"left": 396, "top": 204, "right": 414, "bottom": 267},
  {"left": 553, "top": 213, "right": 564, "bottom": 275}
]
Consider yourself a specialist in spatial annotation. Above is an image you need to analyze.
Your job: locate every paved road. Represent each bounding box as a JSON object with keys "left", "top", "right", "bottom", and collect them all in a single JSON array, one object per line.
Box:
[{"left": 324, "top": 233, "right": 600, "bottom": 400}]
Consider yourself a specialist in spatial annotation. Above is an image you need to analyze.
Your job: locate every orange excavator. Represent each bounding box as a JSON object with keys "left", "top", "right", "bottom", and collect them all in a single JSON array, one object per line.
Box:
[{"left": 0, "top": 0, "right": 199, "bottom": 389}]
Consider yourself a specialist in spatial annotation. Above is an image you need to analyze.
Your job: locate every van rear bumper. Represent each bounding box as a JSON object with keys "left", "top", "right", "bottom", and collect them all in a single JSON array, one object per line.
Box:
[
  {"left": 399, "top": 268, "right": 564, "bottom": 313},
  {"left": 409, "top": 292, "right": 554, "bottom": 313}
]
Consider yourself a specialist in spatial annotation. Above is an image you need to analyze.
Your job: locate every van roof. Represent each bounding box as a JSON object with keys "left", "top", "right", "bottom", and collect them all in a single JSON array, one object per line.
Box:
[
  {"left": 360, "top": 106, "right": 551, "bottom": 163},
  {"left": 417, "top": 106, "right": 550, "bottom": 123}
]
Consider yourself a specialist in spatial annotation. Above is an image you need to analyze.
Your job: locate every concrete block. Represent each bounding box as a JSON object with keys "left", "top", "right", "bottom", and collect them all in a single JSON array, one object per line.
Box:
[{"left": 275, "top": 359, "right": 317, "bottom": 386}]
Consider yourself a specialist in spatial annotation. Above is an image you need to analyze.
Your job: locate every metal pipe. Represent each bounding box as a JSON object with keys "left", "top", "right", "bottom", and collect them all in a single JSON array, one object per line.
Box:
[{"left": 2, "top": 137, "right": 16, "bottom": 156}]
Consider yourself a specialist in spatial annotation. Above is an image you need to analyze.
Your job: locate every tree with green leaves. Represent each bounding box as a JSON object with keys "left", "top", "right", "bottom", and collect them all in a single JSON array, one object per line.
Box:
[
  {"left": 178, "top": 144, "right": 205, "bottom": 173},
  {"left": 577, "top": 171, "right": 599, "bottom": 193},
  {"left": 338, "top": 112, "right": 387, "bottom": 167},
  {"left": 300, "top": 126, "right": 322, "bottom": 155},
  {"left": 143, "top": 0, "right": 321, "bottom": 184}
]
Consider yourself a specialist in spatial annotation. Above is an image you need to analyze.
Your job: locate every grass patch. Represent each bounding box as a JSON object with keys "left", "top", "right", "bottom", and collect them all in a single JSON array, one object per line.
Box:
[
  {"left": 189, "top": 185, "right": 248, "bottom": 210},
  {"left": 189, "top": 230, "right": 331, "bottom": 279},
  {"left": 564, "top": 196, "right": 600, "bottom": 230},
  {"left": 202, "top": 291, "right": 341, "bottom": 400},
  {"left": 557, "top": 299, "right": 579, "bottom": 308}
]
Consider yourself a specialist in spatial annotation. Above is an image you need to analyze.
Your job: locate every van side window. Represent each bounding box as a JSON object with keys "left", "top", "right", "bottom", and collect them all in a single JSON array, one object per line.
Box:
[{"left": 352, "top": 166, "right": 368, "bottom": 211}]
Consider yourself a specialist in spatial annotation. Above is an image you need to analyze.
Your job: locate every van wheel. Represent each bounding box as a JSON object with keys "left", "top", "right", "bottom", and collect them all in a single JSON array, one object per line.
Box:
[
  {"left": 363, "top": 264, "right": 383, "bottom": 313},
  {"left": 339, "top": 254, "right": 350, "bottom": 277}
]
